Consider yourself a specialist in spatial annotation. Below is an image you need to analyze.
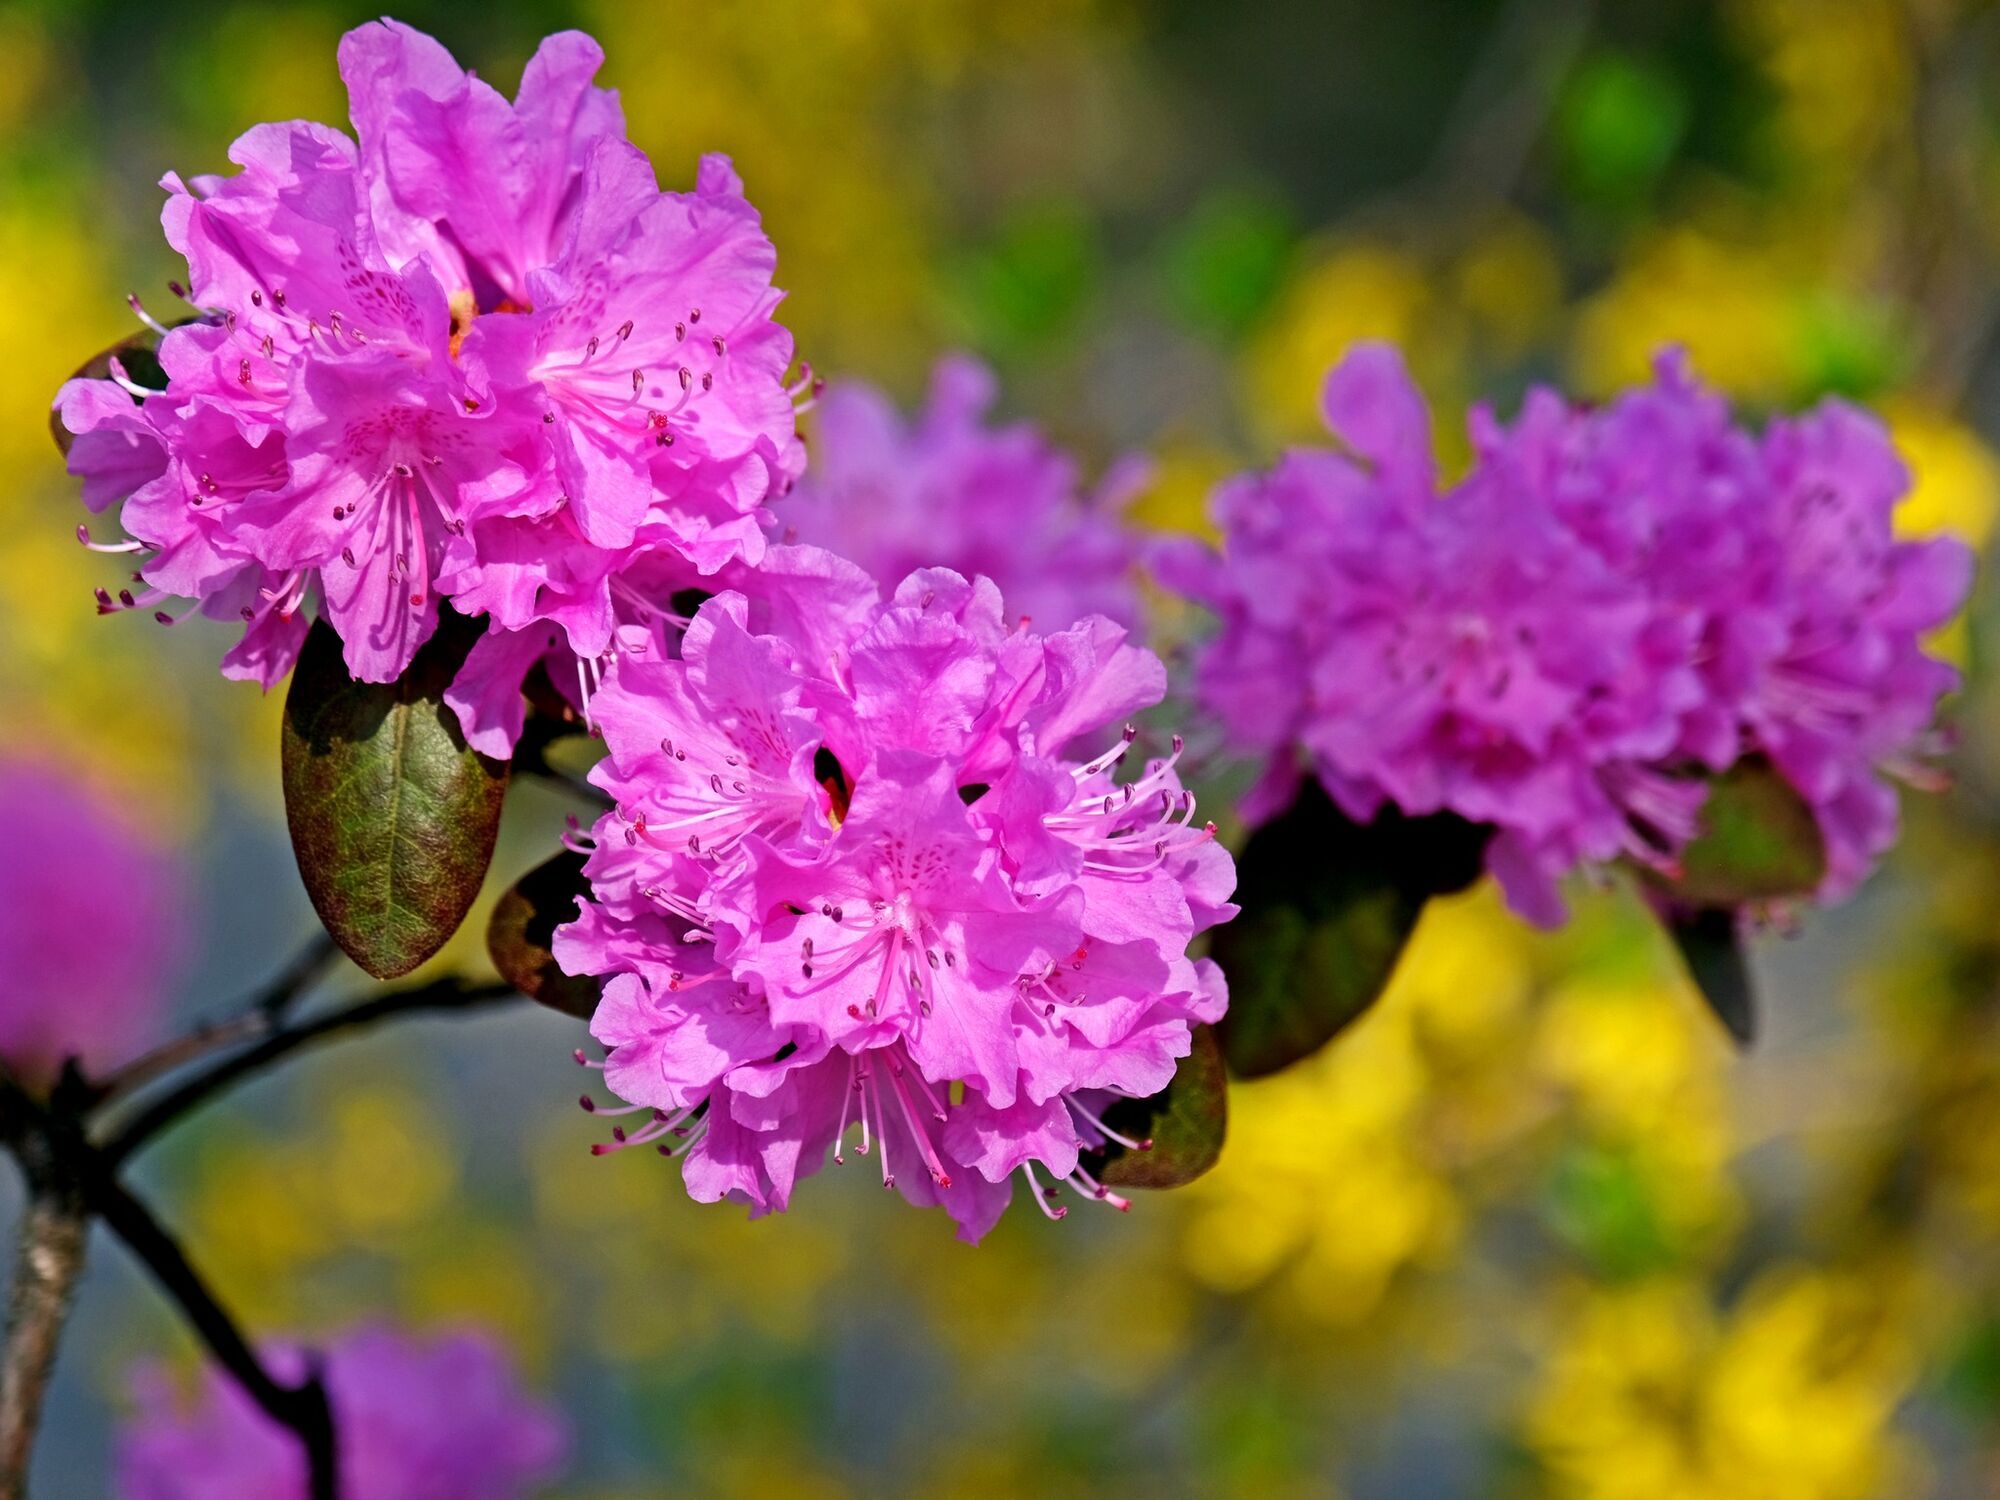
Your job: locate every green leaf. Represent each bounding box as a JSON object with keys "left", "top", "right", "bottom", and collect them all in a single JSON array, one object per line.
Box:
[
  {"left": 50, "top": 328, "right": 172, "bottom": 457},
  {"left": 487, "top": 851, "right": 601, "bottom": 1019},
  {"left": 1095, "top": 1024, "right": 1228, "bottom": 1189},
  {"left": 1657, "top": 757, "right": 1826, "bottom": 906},
  {"left": 282, "top": 609, "right": 509, "bottom": 979},
  {"left": 1664, "top": 905, "right": 1756, "bottom": 1046},
  {"left": 1213, "top": 781, "right": 1489, "bottom": 1078}
]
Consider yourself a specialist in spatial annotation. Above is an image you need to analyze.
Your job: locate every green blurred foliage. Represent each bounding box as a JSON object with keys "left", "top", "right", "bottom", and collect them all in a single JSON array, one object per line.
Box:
[
  {"left": 1558, "top": 51, "right": 1691, "bottom": 212},
  {"left": 946, "top": 199, "right": 1106, "bottom": 361},
  {"left": 1156, "top": 189, "right": 1298, "bottom": 341}
]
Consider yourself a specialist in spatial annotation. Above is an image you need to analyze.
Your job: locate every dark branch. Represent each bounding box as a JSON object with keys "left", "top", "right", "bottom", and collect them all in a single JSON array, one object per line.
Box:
[
  {"left": 90, "top": 931, "right": 340, "bottom": 1108},
  {"left": 99, "top": 977, "right": 518, "bottom": 1167},
  {"left": 82, "top": 1167, "right": 338, "bottom": 1500},
  {"left": 0, "top": 952, "right": 518, "bottom": 1497}
]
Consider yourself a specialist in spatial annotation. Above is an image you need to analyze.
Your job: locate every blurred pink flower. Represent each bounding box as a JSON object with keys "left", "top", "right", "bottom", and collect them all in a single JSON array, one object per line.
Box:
[
  {"left": 116, "top": 1324, "right": 567, "bottom": 1500},
  {"left": 782, "top": 355, "right": 1146, "bottom": 632},
  {"left": 1158, "top": 343, "right": 1971, "bottom": 922},
  {"left": 0, "top": 759, "right": 183, "bottom": 1086},
  {"left": 1469, "top": 349, "right": 1973, "bottom": 904}
]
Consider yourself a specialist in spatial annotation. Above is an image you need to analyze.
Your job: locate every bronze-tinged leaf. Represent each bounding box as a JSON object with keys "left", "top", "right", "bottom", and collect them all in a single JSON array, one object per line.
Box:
[
  {"left": 488, "top": 851, "right": 601, "bottom": 1019},
  {"left": 282, "top": 609, "right": 509, "bottom": 979},
  {"left": 1096, "top": 1025, "right": 1228, "bottom": 1189},
  {"left": 1213, "top": 781, "right": 1489, "bottom": 1078},
  {"left": 1663, "top": 905, "right": 1757, "bottom": 1047},
  {"left": 50, "top": 326, "right": 175, "bottom": 457},
  {"left": 1654, "top": 757, "right": 1826, "bottom": 907}
]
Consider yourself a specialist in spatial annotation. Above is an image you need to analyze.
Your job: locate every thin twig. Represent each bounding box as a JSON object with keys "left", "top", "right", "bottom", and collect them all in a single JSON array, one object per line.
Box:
[
  {"left": 1420, "top": 0, "right": 1598, "bottom": 212},
  {"left": 1341, "top": 0, "right": 1598, "bottom": 249},
  {"left": 514, "top": 713, "right": 612, "bottom": 807},
  {"left": 91, "top": 931, "right": 341, "bottom": 1108},
  {"left": 82, "top": 1168, "right": 338, "bottom": 1500},
  {"left": 99, "top": 978, "right": 518, "bottom": 1167}
]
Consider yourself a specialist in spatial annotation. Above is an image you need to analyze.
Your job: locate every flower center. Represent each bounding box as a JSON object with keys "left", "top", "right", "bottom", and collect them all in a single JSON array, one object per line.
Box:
[{"left": 447, "top": 289, "right": 533, "bottom": 362}]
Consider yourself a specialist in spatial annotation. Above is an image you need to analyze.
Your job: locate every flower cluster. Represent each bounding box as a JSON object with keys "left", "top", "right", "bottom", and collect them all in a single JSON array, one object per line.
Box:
[
  {"left": 116, "top": 1324, "right": 567, "bottom": 1500},
  {"left": 556, "top": 556, "right": 1233, "bottom": 1240},
  {"left": 0, "top": 758, "right": 182, "bottom": 1085},
  {"left": 781, "top": 355, "right": 1146, "bottom": 631},
  {"left": 56, "top": 20, "right": 802, "bottom": 754},
  {"left": 1157, "top": 344, "right": 1973, "bottom": 923}
]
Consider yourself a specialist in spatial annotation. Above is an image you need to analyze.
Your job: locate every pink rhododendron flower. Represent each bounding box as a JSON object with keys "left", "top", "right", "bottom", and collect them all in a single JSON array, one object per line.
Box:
[
  {"left": 556, "top": 560, "right": 1233, "bottom": 1241},
  {"left": 116, "top": 1324, "right": 566, "bottom": 1500},
  {"left": 1157, "top": 343, "right": 1972, "bottom": 923},
  {"left": 781, "top": 355, "right": 1146, "bottom": 631},
  {"left": 0, "top": 758, "right": 183, "bottom": 1085},
  {"left": 56, "top": 20, "right": 801, "bottom": 708},
  {"left": 443, "top": 535, "right": 854, "bottom": 758},
  {"left": 1472, "top": 351, "right": 1974, "bottom": 902}
]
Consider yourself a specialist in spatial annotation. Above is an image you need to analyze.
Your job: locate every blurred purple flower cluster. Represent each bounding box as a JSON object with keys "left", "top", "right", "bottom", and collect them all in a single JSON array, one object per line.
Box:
[
  {"left": 783, "top": 354, "right": 1147, "bottom": 631},
  {"left": 1158, "top": 344, "right": 1973, "bottom": 923},
  {"left": 557, "top": 556, "right": 1233, "bottom": 1240},
  {"left": 116, "top": 1324, "right": 565, "bottom": 1500},
  {"left": 0, "top": 759, "right": 182, "bottom": 1086}
]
